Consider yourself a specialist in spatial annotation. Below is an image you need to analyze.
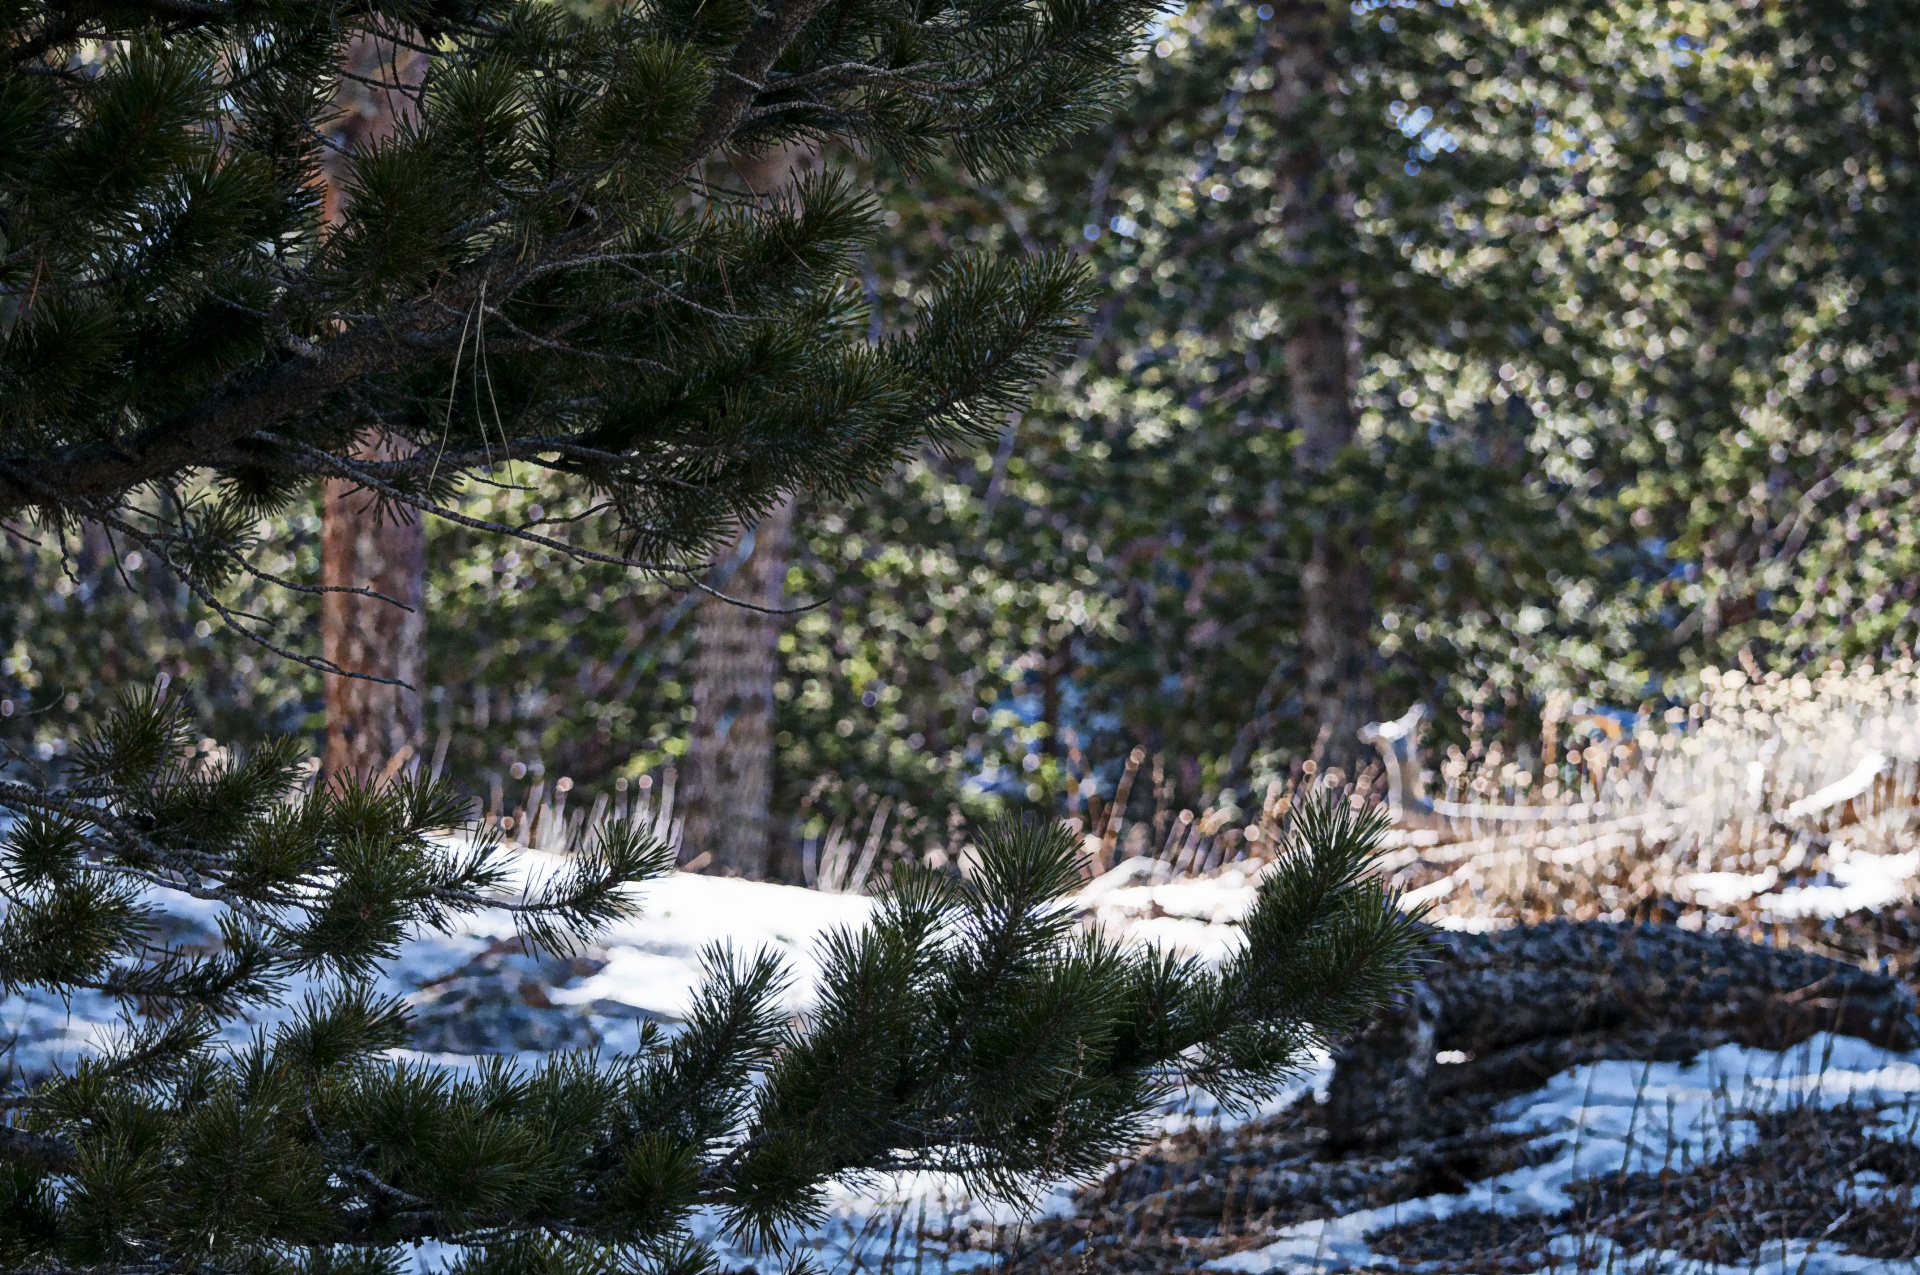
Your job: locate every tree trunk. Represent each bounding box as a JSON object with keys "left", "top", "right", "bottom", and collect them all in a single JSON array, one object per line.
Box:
[
  {"left": 318, "top": 32, "right": 429, "bottom": 785},
  {"left": 322, "top": 444, "right": 426, "bottom": 782},
  {"left": 675, "top": 144, "right": 817, "bottom": 878},
  {"left": 1271, "top": 1, "right": 1374, "bottom": 774},
  {"left": 678, "top": 498, "right": 796, "bottom": 877}
]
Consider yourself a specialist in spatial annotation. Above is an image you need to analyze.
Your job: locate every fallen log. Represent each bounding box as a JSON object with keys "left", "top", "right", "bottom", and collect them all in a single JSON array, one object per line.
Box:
[{"left": 1326, "top": 920, "right": 1920, "bottom": 1149}]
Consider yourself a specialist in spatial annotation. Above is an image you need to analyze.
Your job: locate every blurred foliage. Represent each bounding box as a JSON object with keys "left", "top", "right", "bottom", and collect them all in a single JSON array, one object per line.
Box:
[
  {"left": 10, "top": 0, "right": 1920, "bottom": 864},
  {"left": 1, "top": 517, "right": 318, "bottom": 766},
  {"left": 802, "top": 0, "right": 1920, "bottom": 825}
]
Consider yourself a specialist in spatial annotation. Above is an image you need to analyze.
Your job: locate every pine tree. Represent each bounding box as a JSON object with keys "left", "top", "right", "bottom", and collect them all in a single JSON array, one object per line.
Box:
[
  {"left": 0, "top": 0, "right": 1425, "bottom": 1269},
  {"left": 316, "top": 32, "right": 430, "bottom": 784},
  {"left": 768, "top": 0, "right": 1920, "bottom": 833},
  {"left": 1457, "top": 0, "right": 1920, "bottom": 677},
  {"left": 679, "top": 146, "right": 813, "bottom": 879},
  {"left": 1269, "top": 0, "right": 1376, "bottom": 775},
  {"left": 320, "top": 446, "right": 428, "bottom": 782},
  {"left": 1, "top": 0, "right": 1137, "bottom": 643},
  {"left": 681, "top": 493, "right": 795, "bottom": 876},
  {"left": 758, "top": 0, "right": 1588, "bottom": 827}
]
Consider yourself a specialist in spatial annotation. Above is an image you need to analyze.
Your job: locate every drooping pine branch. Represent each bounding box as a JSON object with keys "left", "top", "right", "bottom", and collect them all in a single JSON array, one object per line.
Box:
[
  {"left": 0, "top": 694, "right": 1418, "bottom": 1275},
  {"left": 1, "top": 0, "right": 1163, "bottom": 630}
]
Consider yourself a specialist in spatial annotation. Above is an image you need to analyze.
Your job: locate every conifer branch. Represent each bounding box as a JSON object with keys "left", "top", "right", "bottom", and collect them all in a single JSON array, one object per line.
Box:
[
  {"left": 0, "top": 0, "right": 1419, "bottom": 1266},
  {"left": 686, "top": 0, "right": 842, "bottom": 168},
  {"left": 252, "top": 433, "right": 692, "bottom": 572}
]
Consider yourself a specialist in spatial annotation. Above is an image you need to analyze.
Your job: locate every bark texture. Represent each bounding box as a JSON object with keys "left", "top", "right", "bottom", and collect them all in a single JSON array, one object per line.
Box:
[
  {"left": 1271, "top": 1, "right": 1374, "bottom": 772},
  {"left": 1325, "top": 922, "right": 1920, "bottom": 1149},
  {"left": 675, "top": 144, "right": 817, "bottom": 878},
  {"left": 318, "top": 34, "right": 429, "bottom": 786},
  {"left": 321, "top": 454, "right": 426, "bottom": 783},
  {"left": 678, "top": 497, "right": 796, "bottom": 877}
]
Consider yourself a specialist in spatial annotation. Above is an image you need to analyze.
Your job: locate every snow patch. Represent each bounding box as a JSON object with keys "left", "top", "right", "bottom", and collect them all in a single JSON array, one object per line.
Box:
[{"left": 1204, "top": 1034, "right": 1920, "bottom": 1275}]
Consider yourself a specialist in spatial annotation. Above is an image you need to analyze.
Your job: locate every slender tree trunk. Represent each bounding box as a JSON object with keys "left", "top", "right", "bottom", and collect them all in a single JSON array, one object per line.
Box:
[
  {"left": 318, "top": 32, "right": 429, "bottom": 784},
  {"left": 676, "top": 144, "right": 817, "bottom": 877},
  {"left": 679, "top": 498, "right": 796, "bottom": 876},
  {"left": 1271, "top": 1, "right": 1374, "bottom": 773},
  {"left": 322, "top": 456, "right": 426, "bottom": 781},
  {"left": 1290, "top": 307, "right": 1374, "bottom": 774}
]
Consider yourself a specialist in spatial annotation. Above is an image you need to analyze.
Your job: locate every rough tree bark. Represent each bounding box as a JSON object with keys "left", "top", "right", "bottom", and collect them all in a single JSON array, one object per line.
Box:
[
  {"left": 676, "top": 145, "right": 817, "bottom": 877},
  {"left": 321, "top": 443, "right": 427, "bottom": 782},
  {"left": 319, "top": 33, "right": 428, "bottom": 784},
  {"left": 678, "top": 498, "right": 797, "bottom": 877},
  {"left": 1270, "top": 1, "right": 1375, "bottom": 774}
]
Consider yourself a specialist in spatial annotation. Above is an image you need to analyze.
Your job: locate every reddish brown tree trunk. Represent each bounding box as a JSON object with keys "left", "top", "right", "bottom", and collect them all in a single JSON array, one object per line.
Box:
[
  {"left": 322, "top": 456, "right": 426, "bottom": 782},
  {"left": 318, "top": 32, "right": 429, "bottom": 784},
  {"left": 1271, "top": 1, "right": 1374, "bottom": 773}
]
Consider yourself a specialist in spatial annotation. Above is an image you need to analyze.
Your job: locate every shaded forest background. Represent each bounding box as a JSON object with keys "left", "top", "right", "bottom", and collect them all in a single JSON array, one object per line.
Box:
[{"left": 8, "top": 0, "right": 1919, "bottom": 879}]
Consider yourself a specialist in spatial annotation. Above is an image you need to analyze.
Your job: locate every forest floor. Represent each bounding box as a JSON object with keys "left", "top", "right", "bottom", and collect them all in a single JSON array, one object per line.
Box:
[
  {"left": 864, "top": 859, "right": 1920, "bottom": 1275},
  {"left": 1005, "top": 916, "right": 1920, "bottom": 1275},
  {"left": 4, "top": 836, "right": 1918, "bottom": 1274}
]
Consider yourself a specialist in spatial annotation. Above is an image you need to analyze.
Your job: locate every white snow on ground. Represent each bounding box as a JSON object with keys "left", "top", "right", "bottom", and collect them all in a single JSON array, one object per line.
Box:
[
  {"left": 1070, "top": 855, "right": 1264, "bottom": 961},
  {"left": 546, "top": 865, "right": 877, "bottom": 1016},
  {"left": 1, "top": 855, "right": 877, "bottom": 1076},
  {"left": 1205, "top": 1035, "right": 1920, "bottom": 1275},
  {"left": 5, "top": 848, "right": 1919, "bottom": 1272},
  {"left": 701, "top": 1065, "right": 1335, "bottom": 1275}
]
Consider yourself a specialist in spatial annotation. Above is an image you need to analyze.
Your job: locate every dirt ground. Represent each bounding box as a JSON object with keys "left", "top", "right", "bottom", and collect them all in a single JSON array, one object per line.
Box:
[{"left": 1005, "top": 903, "right": 1920, "bottom": 1275}]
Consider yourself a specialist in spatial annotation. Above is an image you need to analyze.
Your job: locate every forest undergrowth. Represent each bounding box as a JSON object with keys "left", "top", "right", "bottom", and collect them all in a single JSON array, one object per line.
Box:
[
  {"left": 7, "top": 659, "right": 1913, "bottom": 1272},
  {"left": 454, "top": 657, "right": 1920, "bottom": 1273},
  {"left": 1015, "top": 660, "right": 1920, "bottom": 1274}
]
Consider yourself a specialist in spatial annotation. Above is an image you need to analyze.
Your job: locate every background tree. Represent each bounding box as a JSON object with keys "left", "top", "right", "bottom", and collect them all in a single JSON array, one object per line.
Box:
[
  {"left": 678, "top": 146, "right": 814, "bottom": 878},
  {"left": 319, "top": 442, "right": 427, "bottom": 782},
  {"left": 680, "top": 495, "right": 797, "bottom": 874},
  {"left": 760, "top": 0, "right": 1920, "bottom": 847},
  {"left": 1452, "top": 0, "right": 1920, "bottom": 677},
  {"left": 773, "top": 0, "right": 1584, "bottom": 830},
  {"left": 14, "top": 0, "right": 1920, "bottom": 881},
  {"left": 1270, "top": 0, "right": 1376, "bottom": 773},
  {"left": 315, "top": 28, "right": 431, "bottom": 783}
]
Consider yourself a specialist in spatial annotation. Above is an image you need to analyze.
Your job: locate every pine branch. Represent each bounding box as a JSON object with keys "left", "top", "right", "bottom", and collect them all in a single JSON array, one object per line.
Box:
[{"left": 685, "top": 0, "right": 843, "bottom": 166}]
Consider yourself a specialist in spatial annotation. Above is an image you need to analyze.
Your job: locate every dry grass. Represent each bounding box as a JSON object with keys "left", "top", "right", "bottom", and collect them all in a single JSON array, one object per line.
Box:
[
  {"left": 1378, "top": 659, "right": 1920, "bottom": 931},
  {"left": 1061, "top": 659, "right": 1920, "bottom": 946}
]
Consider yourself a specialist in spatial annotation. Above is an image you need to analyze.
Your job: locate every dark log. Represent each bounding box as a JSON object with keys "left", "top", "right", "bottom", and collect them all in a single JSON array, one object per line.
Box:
[{"left": 1326, "top": 921, "right": 1920, "bottom": 1149}]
